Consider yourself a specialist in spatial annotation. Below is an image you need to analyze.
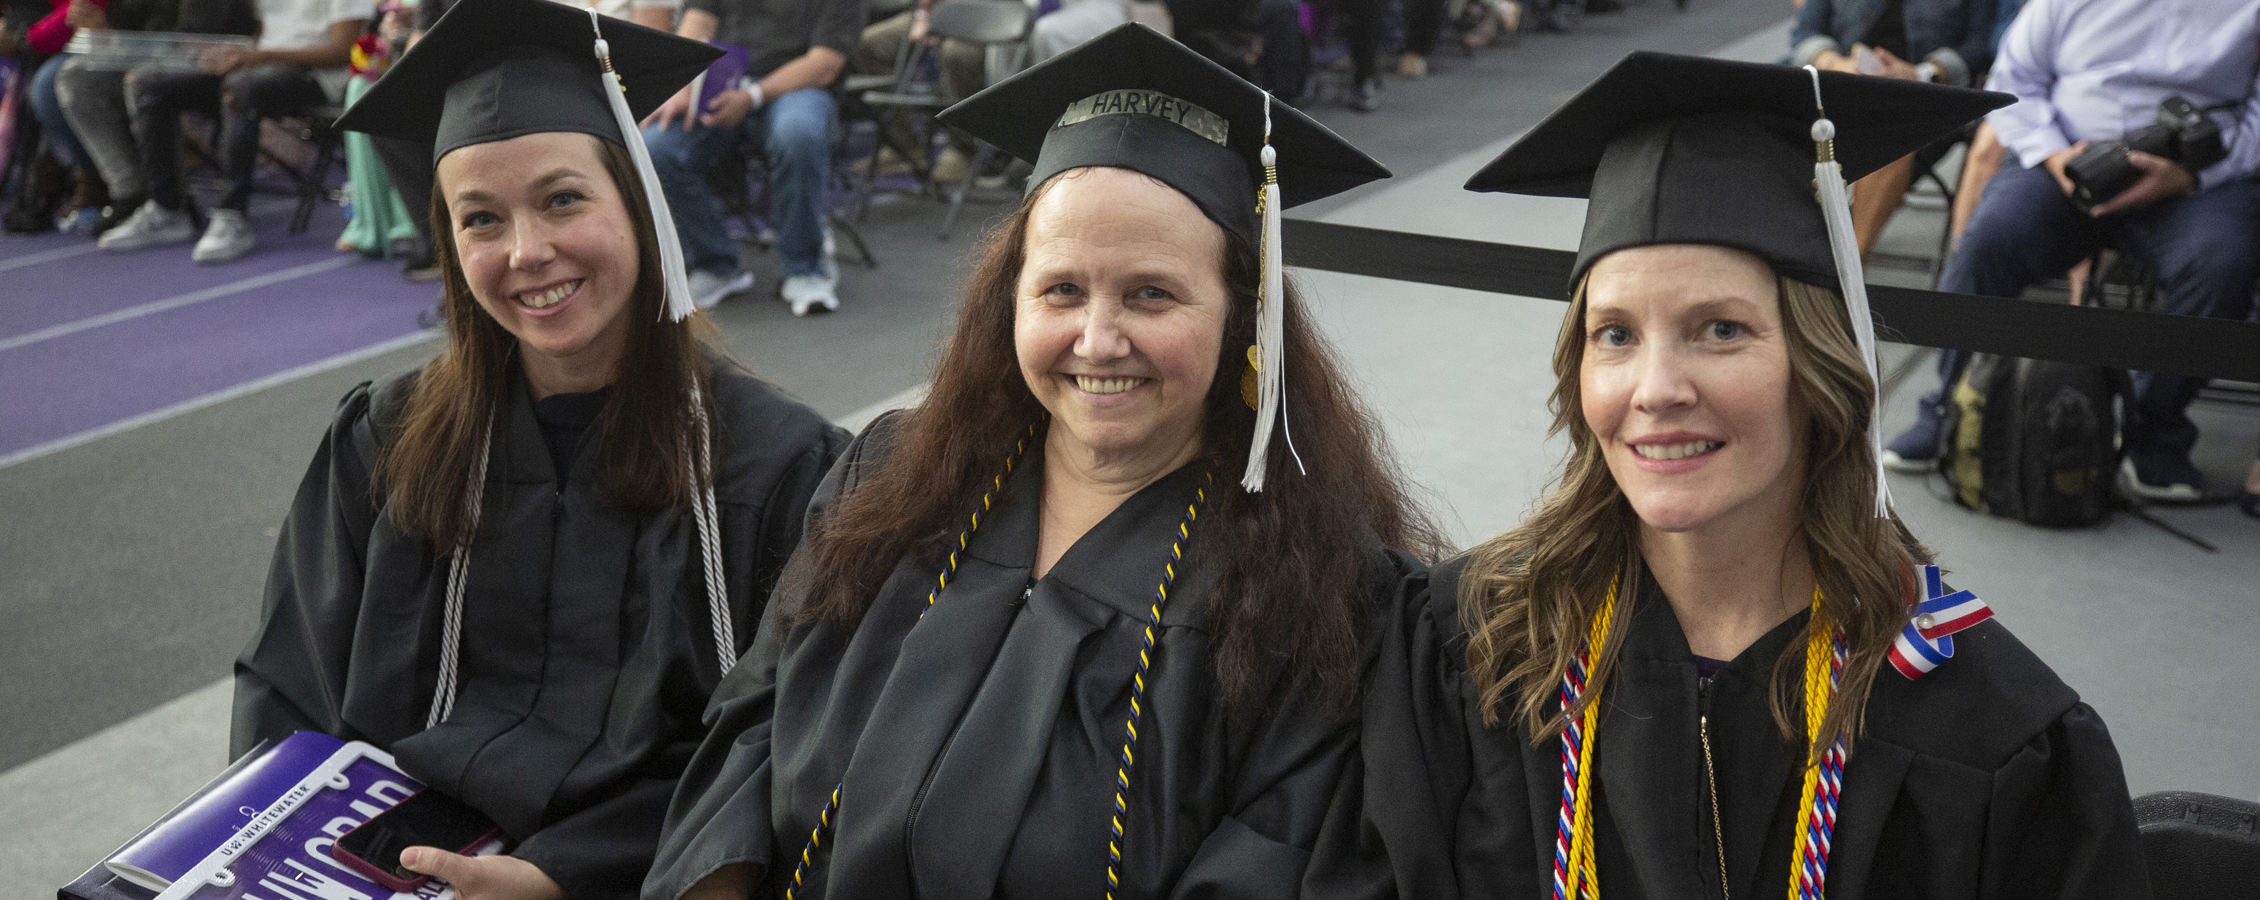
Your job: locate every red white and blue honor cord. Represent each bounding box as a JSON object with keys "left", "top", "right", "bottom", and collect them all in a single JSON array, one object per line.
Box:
[{"left": 1888, "top": 565, "right": 1993, "bottom": 680}]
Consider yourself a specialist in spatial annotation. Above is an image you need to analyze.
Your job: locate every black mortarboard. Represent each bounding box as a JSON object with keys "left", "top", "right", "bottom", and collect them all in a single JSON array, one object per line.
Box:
[
  {"left": 336, "top": 0, "right": 719, "bottom": 165},
  {"left": 938, "top": 23, "right": 1390, "bottom": 493},
  {"left": 337, "top": 0, "right": 723, "bottom": 322},
  {"left": 1464, "top": 52, "right": 2009, "bottom": 289},
  {"left": 936, "top": 22, "right": 1389, "bottom": 245}
]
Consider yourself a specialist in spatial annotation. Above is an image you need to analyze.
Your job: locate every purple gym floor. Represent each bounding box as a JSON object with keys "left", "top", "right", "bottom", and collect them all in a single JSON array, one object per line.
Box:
[{"left": 0, "top": 199, "right": 439, "bottom": 461}]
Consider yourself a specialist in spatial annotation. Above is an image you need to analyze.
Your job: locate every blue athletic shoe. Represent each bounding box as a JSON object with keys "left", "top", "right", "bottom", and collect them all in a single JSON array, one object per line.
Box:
[{"left": 1881, "top": 402, "right": 1944, "bottom": 473}]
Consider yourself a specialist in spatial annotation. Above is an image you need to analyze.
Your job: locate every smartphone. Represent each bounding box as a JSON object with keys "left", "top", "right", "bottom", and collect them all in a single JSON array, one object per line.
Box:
[{"left": 332, "top": 789, "right": 502, "bottom": 893}]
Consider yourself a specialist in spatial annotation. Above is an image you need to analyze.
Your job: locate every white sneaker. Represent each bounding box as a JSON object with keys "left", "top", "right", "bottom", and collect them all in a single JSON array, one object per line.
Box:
[
  {"left": 192, "top": 209, "right": 256, "bottom": 264},
  {"left": 780, "top": 273, "right": 839, "bottom": 317},
  {"left": 688, "top": 268, "right": 754, "bottom": 310},
  {"left": 97, "top": 200, "right": 196, "bottom": 251}
]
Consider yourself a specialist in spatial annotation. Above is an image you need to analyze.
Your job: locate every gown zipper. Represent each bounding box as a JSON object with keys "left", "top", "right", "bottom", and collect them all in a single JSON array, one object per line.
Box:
[{"left": 1698, "top": 674, "right": 1732, "bottom": 900}]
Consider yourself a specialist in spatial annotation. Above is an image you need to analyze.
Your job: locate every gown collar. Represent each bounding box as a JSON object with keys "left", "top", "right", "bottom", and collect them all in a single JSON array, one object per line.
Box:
[{"left": 967, "top": 432, "right": 1215, "bottom": 622}]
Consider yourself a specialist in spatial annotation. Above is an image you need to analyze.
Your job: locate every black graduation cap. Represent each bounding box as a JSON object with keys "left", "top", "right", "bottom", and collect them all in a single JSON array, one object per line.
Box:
[
  {"left": 936, "top": 22, "right": 1389, "bottom": 245},
  {"left": 336, "top": 0, "right": 720, "bottom": 164},
  {"left": 1464, "top": 51, "right": 2010, "bottom": 289}
]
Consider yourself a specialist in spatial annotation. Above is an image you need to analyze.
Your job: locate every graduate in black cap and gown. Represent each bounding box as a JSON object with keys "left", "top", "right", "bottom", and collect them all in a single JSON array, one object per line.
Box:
[
  {"left": 643, "top": 23, "right": 1446, "bottom": 900},
  {"left": 1356, "top": 53, "right": 2152, "bottom": 900},
  {"left": 234, "top": 2, "right": 848, "bottom": 898}
]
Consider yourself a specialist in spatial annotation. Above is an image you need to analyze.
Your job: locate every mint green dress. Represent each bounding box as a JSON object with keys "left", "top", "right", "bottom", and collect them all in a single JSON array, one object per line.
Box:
[{"left": 338, "top": 74, "right": 420, "bottom": 256}]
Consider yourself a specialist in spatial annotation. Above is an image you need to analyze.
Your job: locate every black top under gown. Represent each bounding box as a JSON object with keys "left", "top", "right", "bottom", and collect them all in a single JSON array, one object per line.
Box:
[
  {"left": 1358, "top": 556, "right": 2152, "bottom": 900},
  {"left": 233, "top": 365, "right": 850, "bottom": 900},
  {"left": 643, "top": 416, "right": 1424, "bottom": 900}
]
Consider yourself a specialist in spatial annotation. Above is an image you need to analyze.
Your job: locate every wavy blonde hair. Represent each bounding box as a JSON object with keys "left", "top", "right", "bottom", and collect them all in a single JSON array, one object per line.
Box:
[{"left": 1460, "top": 272, "right": 1931, "bottom": 761}]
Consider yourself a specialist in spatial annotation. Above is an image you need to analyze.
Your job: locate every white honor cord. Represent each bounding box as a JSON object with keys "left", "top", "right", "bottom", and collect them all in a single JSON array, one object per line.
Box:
[
  {"left": 428, "top": 416, "right": 494, "bottom": 729},
  {"left": 591, "top": 9, "right": 697, "bottom": 323},
  {"left": 427, "top": 389, "right": 734, "bottom": 728},
  {"left": 1804, "top": 66, "right": 1893, "bottom": 519}
]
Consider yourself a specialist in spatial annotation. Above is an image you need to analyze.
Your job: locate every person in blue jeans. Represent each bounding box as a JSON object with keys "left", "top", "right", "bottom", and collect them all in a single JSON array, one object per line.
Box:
[
  {"left": 641, "top": 0, "right": 863, "bottom": 316},
  {"left": 1884, "top": 0, "right": 2260, "bottom": 503}
]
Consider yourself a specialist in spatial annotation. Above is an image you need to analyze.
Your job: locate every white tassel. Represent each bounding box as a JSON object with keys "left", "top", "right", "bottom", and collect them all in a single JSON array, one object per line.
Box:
[
  {"left": 592, "top": 10, "right": 696, "bottom": 322},
  {"left": 1805, "top": 67, "right": 1892, "bottom": 518},
  {"left": 1242, "top": 99, "right": 1295, "bottom": 493}
]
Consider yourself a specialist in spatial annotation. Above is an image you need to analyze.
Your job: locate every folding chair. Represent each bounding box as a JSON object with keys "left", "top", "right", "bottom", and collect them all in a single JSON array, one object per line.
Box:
[{"left": 855, "top": 0, "right": 1033, "bottom": 238}]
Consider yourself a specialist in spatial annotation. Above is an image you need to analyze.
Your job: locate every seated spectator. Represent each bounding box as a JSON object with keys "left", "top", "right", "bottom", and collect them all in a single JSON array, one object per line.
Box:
[
  {"left": 54, "top": 0, "right": 257, "bottom": 237},
  {"left": 1793, "top": 0, "right": 1997, "bottom": 257},
  {"left": 29, "top": 1, "right": 114, "bottom": 234},
  {"left": 1397, "top": 0, "right": 1520, "bottom": 78},
  {"left": 856, "top": 0, "right": 1152, "bottom": 184},
  {"left": 642, "top": 0, "right": 862, "bottom": 315},
  {"left": 93, "top": 0, "right": 366, "bottom": 263},
  {"left": 1883, "top": 0, "right": 2260, "bottom": 503},
  {"left": 2, "top": 0, "right": 59, "bottom": 233},
  {"left": 1945, "top": 0, "right": 2028, "bottom": 248},
  {"left": 854, "top": 0, "right": 984, "bottom": 182}
]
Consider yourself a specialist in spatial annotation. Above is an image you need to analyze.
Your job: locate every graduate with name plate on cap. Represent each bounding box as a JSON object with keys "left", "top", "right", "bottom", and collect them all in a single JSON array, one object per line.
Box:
[
  {"left": 1353, "top": 53, "right": 2152, "bottom": 900},
  {"left": 642, "top": 23, "right": 1447, "bottom": 900},
  {"left": 236, "top": 2, "right": 849, "bottom": 898}
]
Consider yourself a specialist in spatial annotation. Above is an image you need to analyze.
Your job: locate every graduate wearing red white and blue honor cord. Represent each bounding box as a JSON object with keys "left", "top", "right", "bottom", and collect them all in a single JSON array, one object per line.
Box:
[{"left": 1349, "top": 52, "right": 2153, "bottom": 900}]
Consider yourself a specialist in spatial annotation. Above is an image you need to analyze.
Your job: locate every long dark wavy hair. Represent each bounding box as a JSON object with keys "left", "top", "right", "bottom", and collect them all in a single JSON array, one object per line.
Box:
[
  {"left": 376, "top": 136, "right": 720, "bottom": 549},
  {"left": 1460, "top": 274, "right": 1932, "bottom": 762},
  {"left": 791, "top": 169, "right": 1448, "bottom": 710}
]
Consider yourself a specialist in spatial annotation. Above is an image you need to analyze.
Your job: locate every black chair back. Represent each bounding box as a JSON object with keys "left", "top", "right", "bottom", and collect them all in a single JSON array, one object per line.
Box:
[
  {"left": 2135, "top": 791, "right": 2260, "bottom": 899},
  {"left": 929, "top": 0, "right": 1033, "bottom": 45}
]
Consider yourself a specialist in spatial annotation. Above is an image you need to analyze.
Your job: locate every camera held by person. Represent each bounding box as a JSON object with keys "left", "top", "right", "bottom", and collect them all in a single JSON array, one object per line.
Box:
[{"left": 2065, "top": 96, "right": 2229, "bottom": 212}]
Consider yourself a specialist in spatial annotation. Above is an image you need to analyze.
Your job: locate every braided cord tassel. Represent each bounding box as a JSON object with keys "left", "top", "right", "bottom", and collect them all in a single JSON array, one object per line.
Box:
[
  {"left": 923, "top": 424, "right": 1037, "bottom": 618},
  {"left": 782, "top": 784, "right": 842, "bottom": 900},
  {"left": 687, "top": 378, "right": 736, "bottom": 677},
  {"left": 1552, "top": 579, "right": 1618, "bottom": 900},
  {"left": 427, "top": 414, "right": 495, "bottom": 729},
  {"left": 1790, "top": 591, "right": 1851, "bottom": 900},
  {"left": 1105, "top": 474, "right": 1211, "bottom": 899}
]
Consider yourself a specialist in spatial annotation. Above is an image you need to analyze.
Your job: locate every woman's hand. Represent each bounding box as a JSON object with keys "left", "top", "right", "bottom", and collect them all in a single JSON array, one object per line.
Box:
[{"left": 398, "top": 848, "right": 567, "bottom": 900}]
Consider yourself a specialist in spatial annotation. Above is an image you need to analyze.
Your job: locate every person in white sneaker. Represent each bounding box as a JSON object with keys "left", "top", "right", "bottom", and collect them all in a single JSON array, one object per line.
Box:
[
  {"left": 641, "top": 0, "right": 860, "bottom": 316},
  {"left": 114, "top": 0, "right": 367, "bottom": 262}
]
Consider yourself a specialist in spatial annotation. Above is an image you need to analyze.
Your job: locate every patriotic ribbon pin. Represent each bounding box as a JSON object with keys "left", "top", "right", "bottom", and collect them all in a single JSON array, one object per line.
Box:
[{"left": 1888, "top": 565, "right": 1993, "bottom": 680}]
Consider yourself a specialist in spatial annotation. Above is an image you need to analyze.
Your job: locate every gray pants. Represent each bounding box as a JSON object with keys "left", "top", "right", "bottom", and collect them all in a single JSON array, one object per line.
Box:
[{"left": 53, "top": 59, "right": 142, "bottom": 202}]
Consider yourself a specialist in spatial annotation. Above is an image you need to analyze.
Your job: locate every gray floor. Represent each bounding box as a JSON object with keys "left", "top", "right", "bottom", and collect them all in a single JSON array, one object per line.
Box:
[{"left": 5, "top": 0, "right": 2257, "bottom": 892}]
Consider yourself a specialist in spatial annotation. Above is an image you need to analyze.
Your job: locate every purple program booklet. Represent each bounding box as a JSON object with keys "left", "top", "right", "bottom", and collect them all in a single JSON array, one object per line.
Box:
[
  {"left": 692, "top": 41, "right": 749, "bottom": 117},
  {"left": 60, "top": 732, "right": 498, "bottom": 900}
]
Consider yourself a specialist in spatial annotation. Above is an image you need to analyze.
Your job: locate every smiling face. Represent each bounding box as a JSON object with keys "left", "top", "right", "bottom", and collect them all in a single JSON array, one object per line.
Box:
[
  {"left": 1579, "top": 244, "right": 1806, "bottom": 535},
  {"left": 437, "top": 132, "right": 642, "bottom": 388},
  {"left": 1014, "top": 167, "right": 1232, "bottom": 471}
]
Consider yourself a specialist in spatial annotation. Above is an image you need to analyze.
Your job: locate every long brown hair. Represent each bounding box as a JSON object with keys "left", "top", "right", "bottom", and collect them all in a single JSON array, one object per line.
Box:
[
  {"left": 1460, "top": 273, "right": 1930, "bottom": 761},
  {"left": 377, "top": 135, "right": 718, "bottom": 549},
  {"left": 792, "top": 169, "right": 1447, "bottom": 710}
]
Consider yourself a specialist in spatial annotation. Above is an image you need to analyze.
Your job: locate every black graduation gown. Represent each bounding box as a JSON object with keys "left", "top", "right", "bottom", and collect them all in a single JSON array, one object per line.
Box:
[
  {"left": 234, "top": 366, "right": 850, "bottom": 900},
  {"left": 644, "top": 417, "right": 1421, "bottom": 900},
  {"left": 1360, "top": 556, "right": 2152, "bottom": 900}
]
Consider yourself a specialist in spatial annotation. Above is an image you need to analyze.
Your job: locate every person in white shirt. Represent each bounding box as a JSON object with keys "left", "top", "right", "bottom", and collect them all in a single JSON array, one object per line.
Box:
[
  {"left": 1882, "top": 0, "right": 2260, "bottom": 502},
  {"left": 97, "top": 0, "right": 373, "bottom": 263}
]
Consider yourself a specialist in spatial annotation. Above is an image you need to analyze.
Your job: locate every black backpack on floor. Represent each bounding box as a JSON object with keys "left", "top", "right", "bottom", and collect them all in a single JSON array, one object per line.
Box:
[{"left": 1939, "top": 353, "right": 2126, "bottom": 527}]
